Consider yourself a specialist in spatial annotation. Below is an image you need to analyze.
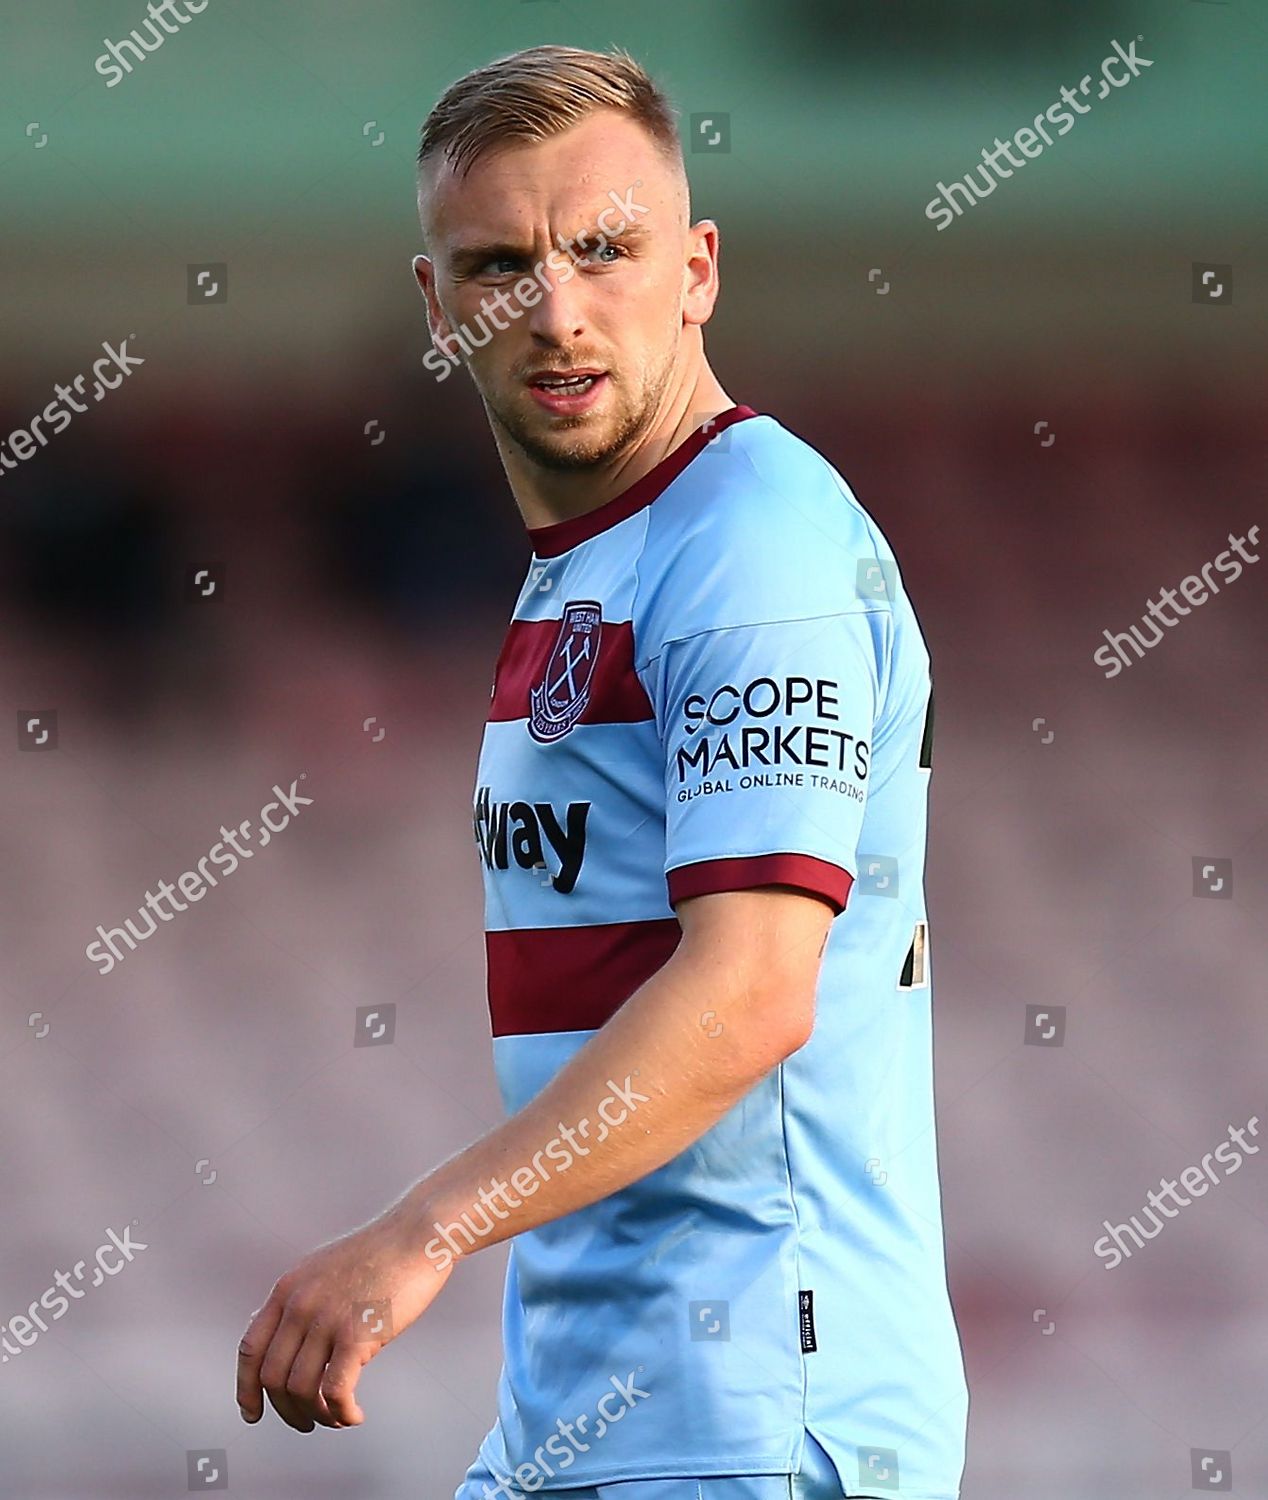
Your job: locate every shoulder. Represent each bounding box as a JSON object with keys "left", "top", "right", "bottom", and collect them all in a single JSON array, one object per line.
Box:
[{"left": 636, "top": 414, "right": 899, "bottom": 657}]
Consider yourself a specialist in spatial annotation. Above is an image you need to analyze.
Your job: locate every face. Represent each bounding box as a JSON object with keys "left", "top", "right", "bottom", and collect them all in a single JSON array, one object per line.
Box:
[{"left": 415, "top": 110, "right": 717, "bottom": 471}]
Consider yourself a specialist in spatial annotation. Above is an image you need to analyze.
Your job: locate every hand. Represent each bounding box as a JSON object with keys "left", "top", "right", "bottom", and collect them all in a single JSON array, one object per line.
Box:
[{"left": 236, "top": 1208, "right": 451, "bottom": 1431}]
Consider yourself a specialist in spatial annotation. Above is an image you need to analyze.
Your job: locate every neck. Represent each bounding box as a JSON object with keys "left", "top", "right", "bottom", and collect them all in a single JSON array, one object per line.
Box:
[{"left": 495, "top": 355, "right": 733, "bottom": 534}]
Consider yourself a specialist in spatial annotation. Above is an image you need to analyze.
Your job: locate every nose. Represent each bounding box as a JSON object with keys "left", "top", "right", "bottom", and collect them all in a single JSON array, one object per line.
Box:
[{"left": 525, "top": 247, "right": 588, "bottom": 346}]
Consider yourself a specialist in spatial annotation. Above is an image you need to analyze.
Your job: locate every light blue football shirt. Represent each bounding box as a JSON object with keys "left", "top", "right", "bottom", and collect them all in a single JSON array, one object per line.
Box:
[{"left": 467, "top": 405, "right": 967, "bottom": 1498}]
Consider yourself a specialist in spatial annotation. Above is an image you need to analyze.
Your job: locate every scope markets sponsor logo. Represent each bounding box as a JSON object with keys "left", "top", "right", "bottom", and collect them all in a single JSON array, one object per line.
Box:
[
  {"left": 675, "top": 674, "right": 869, "bottom": 804},
  {"left": 473, "top": 786, "right": 590, "bottom": 894}
]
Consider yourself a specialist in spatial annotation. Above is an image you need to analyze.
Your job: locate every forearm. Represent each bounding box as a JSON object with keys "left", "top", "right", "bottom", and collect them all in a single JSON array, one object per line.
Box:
[
  {"left": 384, "top": 920, "right": 804, "bottom": 1263},
  {"left": 236, "top": 890, "right": 829, "bottom": 1431}
]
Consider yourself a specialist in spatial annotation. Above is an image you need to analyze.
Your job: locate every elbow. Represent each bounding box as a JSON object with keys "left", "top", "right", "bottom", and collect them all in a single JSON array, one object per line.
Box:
[
  {"left": 755, "top": 966, "right": 818, "bottom": 1065},
  {"left": 770, "top": 1001, "right": 815, "bottom": 1064},
  {"left": 711, "top": 989, "right": 816, "bottom": 1091}
]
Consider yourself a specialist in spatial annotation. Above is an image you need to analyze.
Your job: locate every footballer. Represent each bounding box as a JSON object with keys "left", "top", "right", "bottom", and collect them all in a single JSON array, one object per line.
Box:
[{"left": 237, "top": 44, "right": 969, "bottom": 1500}]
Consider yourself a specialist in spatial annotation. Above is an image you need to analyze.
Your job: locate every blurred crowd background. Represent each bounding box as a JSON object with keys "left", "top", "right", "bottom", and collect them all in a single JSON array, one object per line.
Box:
[{"left": 2, "top": 3, "right": 1265, "bottom": 1497}]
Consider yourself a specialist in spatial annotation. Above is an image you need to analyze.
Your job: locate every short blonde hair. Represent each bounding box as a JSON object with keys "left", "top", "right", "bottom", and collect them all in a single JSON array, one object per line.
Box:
[{"left": 417, "top": 44, "right": 681, "bottom": 182}]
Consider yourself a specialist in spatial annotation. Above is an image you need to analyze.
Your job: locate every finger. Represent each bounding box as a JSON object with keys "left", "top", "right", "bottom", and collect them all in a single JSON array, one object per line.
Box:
[
  {"left": 283, "top": 1324, "right": 341, "bottom": 1430},
  {"left": 265, "top": 1382, "right": 316, "bottom": 1434},
  {"left": 259, "top": 1308, "right": 317, "bottom": 1432},
  {"left": 237, "top": 1298, "right": 285, "bottom": 1422},
  {"left": 319, "top": 1339, "right": 369, "bottom": 1426}
]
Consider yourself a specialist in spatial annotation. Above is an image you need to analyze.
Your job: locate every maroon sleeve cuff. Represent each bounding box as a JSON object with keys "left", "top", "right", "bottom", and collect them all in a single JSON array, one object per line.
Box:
[{"left": 666, "top": 854, "right": 853, "bottom": 916}]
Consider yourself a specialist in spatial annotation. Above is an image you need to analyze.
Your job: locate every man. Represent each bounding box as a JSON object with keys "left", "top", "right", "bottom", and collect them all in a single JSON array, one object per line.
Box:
[{"left": 237, "top": 44, "right": 968, "bottom": 1500}]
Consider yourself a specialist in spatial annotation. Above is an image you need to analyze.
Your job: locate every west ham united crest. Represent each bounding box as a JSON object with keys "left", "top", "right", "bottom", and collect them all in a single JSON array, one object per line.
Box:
[{"left": 529, "top": 600, "right": 603, "bottom": 743}]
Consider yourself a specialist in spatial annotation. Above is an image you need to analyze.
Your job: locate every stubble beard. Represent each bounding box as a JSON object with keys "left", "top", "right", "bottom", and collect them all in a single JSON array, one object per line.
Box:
[{"left": 481, "top": 343, "right": 679, "bottom": 474}]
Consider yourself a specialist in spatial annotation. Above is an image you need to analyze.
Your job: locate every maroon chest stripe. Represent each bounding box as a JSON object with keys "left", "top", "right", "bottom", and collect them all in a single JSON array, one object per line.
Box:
[
  {"left": 490, "top": 616, "right": 654, "bottom": 725},
  {"left": 487, "top": 919, "right": 682, "bottom": 1037}
]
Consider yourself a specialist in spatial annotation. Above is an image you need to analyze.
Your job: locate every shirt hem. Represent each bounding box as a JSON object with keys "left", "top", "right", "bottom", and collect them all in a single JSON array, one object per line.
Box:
[{"left": 475, "top": 1438, "right": 957, "bottom": 1496}]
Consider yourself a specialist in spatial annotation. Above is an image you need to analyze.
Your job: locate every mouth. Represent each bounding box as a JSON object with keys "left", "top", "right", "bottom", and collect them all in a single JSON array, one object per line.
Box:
[{"left": 526, "top": 368, "right": 608, "bottom": 414}]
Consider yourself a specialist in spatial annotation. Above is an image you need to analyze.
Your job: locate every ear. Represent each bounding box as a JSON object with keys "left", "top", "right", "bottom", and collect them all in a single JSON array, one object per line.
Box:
[
  {"left": 412, "top": 253, "right": 434, "bottom": 300},
  {"left": 411, "top": 254, "right": 458, "bottom": 358},
  {"left": 682, "top": 219, "right": 721, "bottom": 329}
]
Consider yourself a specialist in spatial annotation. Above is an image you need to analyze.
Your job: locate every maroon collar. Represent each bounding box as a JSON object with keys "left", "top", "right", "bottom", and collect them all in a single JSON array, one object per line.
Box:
[{"left": 526, "top": 404, "right": 760, "bottom": 558}]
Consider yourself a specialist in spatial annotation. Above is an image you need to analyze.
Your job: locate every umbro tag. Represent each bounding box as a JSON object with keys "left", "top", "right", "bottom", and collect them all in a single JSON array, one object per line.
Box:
[{"left": 799, "top": 1289, "right": 818, "bottom": 1353}]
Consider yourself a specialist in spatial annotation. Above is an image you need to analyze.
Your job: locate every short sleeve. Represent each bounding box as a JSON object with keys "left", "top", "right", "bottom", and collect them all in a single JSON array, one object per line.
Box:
[{"left": 651, "top": 611, "right": 882, "bottom": 916}]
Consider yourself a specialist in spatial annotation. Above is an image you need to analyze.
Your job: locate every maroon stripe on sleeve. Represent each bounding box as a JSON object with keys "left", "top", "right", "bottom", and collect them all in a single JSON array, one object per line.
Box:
[
  {"left": 489, "top": 616, "right": 654, "bottom": 724},
  {"left": 486, "top": 919, "right": 682, "bottom": 1037},
  {"left": 666, "top": 854, "right": 853, "bottom": 916}
]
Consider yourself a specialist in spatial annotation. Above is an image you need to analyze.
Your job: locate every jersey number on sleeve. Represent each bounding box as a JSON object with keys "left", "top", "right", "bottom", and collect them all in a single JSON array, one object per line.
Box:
[
  {"left": 919, "top": 679, "right": 934, "bottom": 770},
  {"left": 899, "top": 677, "right": 935, "bottom": 988}
]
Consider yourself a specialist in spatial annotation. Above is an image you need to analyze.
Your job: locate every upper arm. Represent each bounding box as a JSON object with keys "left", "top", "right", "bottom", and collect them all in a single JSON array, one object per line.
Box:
[
  {"left": 673, "top": 885, "right": 834, "bottom": 1058},
  {"left": 646, "top": 606, "right": 883, "bottom": 1059},
  {"left": 650, "top": 609, "right": 882, "bottom": 915}
]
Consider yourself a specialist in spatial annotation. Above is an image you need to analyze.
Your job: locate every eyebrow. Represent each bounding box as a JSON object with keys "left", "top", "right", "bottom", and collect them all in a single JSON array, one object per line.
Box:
[{"left": 447, "top": 220, "right": 654, "bottom": 276}]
